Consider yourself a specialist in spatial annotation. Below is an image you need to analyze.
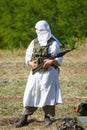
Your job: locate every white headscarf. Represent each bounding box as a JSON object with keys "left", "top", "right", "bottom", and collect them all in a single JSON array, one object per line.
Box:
[{"left": 35, "top": 20, "right": 61, "bottom": 46}]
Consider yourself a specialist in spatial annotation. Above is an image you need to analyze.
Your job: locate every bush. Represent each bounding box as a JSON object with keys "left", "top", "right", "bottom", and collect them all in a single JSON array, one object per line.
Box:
[{"left": 0, "top": 0, "right": 87, "bottom": 49}]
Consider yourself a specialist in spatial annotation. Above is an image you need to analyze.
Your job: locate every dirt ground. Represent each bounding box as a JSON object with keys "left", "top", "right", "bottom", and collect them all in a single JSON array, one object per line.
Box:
[{"left": 0, "top": 43, "right": 87, "bottom": 130}]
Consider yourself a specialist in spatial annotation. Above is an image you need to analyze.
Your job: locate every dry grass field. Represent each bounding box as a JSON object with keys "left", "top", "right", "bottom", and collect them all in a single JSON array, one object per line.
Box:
[{"left": 0, "top": 43, "right": 87, "bottom": 130}]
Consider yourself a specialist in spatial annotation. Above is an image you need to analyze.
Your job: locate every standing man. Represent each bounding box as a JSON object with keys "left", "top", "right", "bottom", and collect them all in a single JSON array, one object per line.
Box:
[{"left": 15, "top": 20, "right": 63, "bottom": 128}]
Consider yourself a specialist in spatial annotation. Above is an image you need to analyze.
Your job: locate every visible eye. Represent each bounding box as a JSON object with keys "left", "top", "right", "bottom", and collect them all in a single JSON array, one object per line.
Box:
[
  {"left": 39, "top": 29, "right": 45, "bottom": 31},
  {"left": 35, "top": 28, "right": 45, "bottom": 31}
]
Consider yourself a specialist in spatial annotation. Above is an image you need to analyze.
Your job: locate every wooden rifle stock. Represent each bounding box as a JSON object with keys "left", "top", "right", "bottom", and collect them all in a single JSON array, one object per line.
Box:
[{"left": 32, "top": 48, "right": 75, "bottom": 74}]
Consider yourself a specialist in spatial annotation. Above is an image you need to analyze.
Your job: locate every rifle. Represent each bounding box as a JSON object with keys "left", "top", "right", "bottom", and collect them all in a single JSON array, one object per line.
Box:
[{"left": 32, "top": 48, "right": 75, "bottom": 74}]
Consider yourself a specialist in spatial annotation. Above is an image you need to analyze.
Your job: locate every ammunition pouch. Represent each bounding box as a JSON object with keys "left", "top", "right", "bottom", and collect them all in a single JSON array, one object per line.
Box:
[{"left": 37, "top": 57, "right": 44, "bottom": 65}]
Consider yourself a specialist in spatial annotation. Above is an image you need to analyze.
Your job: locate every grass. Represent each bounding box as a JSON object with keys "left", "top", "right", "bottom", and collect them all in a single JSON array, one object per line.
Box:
[
  {"left": 0, "top": 44, "right": 87, "bottom": 130},
  {"left": 0, "top": 102, "right": 23, "bottom": 116},
  {"left": 0, "top": 80, "right": 26, "bottom": 96}
]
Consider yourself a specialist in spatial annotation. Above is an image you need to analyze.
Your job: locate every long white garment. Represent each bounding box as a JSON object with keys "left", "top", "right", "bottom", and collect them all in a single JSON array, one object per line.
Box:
[{"left": 23, "top": 40, "right": 63, "bottom": 107}]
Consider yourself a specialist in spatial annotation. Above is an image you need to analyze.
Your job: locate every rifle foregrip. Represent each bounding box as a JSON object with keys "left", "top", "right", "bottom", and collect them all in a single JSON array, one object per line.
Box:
[{"left": 32, "top": 62, "right": 44, "bottom": 75}]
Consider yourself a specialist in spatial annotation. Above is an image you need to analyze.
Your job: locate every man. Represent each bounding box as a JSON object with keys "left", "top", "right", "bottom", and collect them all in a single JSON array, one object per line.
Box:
[{"left": 15, "top": 20, "right": 63, "bottom": 128}]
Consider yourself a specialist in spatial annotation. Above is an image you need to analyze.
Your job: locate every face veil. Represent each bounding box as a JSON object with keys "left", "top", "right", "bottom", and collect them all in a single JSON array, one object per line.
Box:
[
  {"left": 35, "top": 20, "right": 52, "bottom": 46},
  {"left": 35, "top": 20, "right": 62, "bottom": 46}
]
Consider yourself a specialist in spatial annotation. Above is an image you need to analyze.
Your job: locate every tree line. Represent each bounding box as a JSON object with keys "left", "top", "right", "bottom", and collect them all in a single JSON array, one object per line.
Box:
[{"left": 0, "top": 0, "right": 87, "bottom": 49}]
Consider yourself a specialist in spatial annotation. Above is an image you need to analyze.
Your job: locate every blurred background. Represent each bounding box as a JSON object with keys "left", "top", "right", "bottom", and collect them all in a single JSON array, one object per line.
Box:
[{"left": 0, "top": 0, "right": 87, "bottom": 49}]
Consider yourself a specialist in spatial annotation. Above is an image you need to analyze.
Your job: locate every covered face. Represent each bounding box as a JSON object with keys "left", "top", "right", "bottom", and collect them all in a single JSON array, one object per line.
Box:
[
  {"left": 35, "top": 20, "right": 62, "bottom": 46},
  {"left": 35, "top": 20, "right": 52, "bottom": 46}
]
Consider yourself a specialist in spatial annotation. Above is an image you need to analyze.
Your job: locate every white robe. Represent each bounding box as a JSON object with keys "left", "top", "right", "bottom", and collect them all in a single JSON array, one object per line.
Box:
[{"left": 23, "top": 40, "right": 63, "bottom": 107}]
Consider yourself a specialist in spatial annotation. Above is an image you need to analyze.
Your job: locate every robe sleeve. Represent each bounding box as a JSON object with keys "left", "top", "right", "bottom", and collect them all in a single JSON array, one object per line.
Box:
[
  {"left": 48, "top": 41, "right": 63, "bottom": 66},
  {"left": 25, "top": 40, "right": 34, "bottom": 65}
]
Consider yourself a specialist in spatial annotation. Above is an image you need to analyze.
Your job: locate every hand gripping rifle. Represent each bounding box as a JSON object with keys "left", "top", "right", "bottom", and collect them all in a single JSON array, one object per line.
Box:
[{"left": 32, "top": 48, "right": 75, "bottom": 74}]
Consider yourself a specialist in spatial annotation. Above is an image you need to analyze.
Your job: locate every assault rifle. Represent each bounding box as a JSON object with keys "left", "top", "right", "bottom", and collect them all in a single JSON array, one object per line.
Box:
[{"left": 32, "top": 48, "right": 75, "bottom": 74}]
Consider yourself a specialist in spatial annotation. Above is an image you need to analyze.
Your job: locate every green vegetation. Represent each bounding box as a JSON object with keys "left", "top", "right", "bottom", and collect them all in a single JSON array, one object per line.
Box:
[{"left": 0, "top": 0, "right": 87, "bottom": 49}]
